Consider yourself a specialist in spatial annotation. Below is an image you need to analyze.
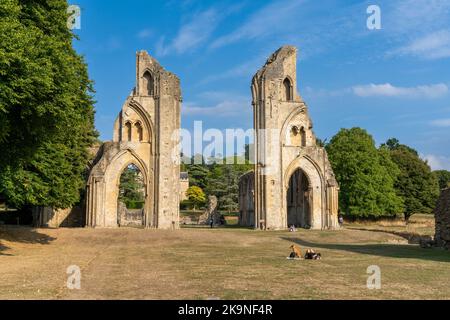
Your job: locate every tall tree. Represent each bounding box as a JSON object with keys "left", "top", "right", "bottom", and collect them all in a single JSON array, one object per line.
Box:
[
  {"left": 204, "top": 156, "right": 251, "bottom": 212},
  {"left": 326, "top": 128, "right": 403, "bottom": 218},
  {"left": 0, "top": 0, "right": 97, "bottom": 209},
  {"left": 383, "top": 138, "right": 440, "bottom": 221},
  {"left": 434, "top": 170, "right": 450, "bottom": 190},
  {"left": 187, "top": 158, "right": 210, "bottom": 190}
]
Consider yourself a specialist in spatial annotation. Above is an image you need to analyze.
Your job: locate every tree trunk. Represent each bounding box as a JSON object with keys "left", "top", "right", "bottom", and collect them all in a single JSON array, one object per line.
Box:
[{"left": 404, "top": 212, "right": 412, "bottom": 224}]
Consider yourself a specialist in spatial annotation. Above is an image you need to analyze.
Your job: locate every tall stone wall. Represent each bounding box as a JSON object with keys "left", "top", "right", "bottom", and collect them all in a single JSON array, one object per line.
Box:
[
  {"left": 435, "top": 188, "right": 450, "bottom": 249},
  {"left": 86, "top": 51, "right": 181, "bottom": 229},
  {"left": 239, "top": 46, "right": 339, "bottom": 230}
]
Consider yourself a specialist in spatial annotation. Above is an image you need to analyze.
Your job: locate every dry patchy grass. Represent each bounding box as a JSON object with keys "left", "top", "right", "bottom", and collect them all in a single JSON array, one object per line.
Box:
[{"left": 0, "top": 218, "right": 449, "bottom": 300}]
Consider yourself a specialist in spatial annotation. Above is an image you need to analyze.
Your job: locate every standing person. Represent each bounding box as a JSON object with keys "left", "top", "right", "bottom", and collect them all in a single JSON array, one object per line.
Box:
[
  {"left": 209, "top": 216, "right": 214, "bottom": 229},
  {"left": 338, "top": 215, "right": 344, "bottom": 228}
]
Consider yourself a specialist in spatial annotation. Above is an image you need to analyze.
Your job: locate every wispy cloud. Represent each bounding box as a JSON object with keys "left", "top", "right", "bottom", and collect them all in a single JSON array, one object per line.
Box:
[
  {"left": 197, "top": 58, "right": 261, "bottom": 85},
  {"left": 352, "top": 83, "right": 448, "bottom": 99},
  {"left": 210, "top": 0, "right": 305, "bottom": 49},
  {"left": 184, "top": 92, "right": 249, "bottom": 117},
  {"left": 137, "top": 28, "right": 153, "bottom": 39},
  {"left": 386, "top": 0, "right": 450, "bottom": 35},
  {"left": 430, "top": 118, "right": 450, "bottom": 127},
  {"left": 303, "top": 86, "right": 350, "bottom": 98},
  {"left": 384, "top": 1, "right": 450, "bottom": 60},
  {"left": 392, "top": 30, "right": 450, "bottom": 60},
  {"left": 156, "top": 4, "right": 244, "bottom": 56},
  {"left": 156, "top": 9, "right": 220, "bottom": 56},
  {"left": 305, "top": 83, "right": 449, "bottom": 99},
  {"left": 422, "top": 154, "right": 450, "bottom": 171}
]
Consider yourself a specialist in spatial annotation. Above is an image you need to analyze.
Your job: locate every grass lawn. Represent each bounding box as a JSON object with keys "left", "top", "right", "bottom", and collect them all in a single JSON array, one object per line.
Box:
[{"left": 0, "top": 214, "right": 449, "bottom": 300}]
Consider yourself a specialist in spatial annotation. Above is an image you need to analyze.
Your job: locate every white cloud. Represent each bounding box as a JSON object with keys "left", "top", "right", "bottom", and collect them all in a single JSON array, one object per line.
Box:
[
  {"left": 430, "top": 118, "right": 450, "bottom": 127},
  {"left": 197, "top": 59, "right": 261, "bottom": 85},
  {"left": 387, "top": 0, "right": 450, "bottom": 35},
  {"left": 422, "top": 154, "right": 450, "bottom": 171},
  {"left": 352, "top": 83, "right": 448, "bottom": 99},
  {"left": 183, "top": 96, "right": 249, "bottom": 117},
  {"left": 210, "top": 0, "right": 305, "bottom": 49},
  {"left": 137, "top": 29, "right": 153, "bottom": 39},
  {"left": 157, "top": 9, "right": 220, "bottom": 56},
  {"left": 394, "top": 30, "right": 450, "bottom": 60},
  {"left": 303, "top": 86, "right": 351, "bottom": 98}
]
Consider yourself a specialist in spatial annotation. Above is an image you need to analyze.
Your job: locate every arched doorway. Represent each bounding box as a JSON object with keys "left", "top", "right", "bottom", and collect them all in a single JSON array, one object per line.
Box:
[
  {"left": 117, "top": 164, "right": 146, "bottom": 227},
  {"left": 287, "top": 168, "right": 312, "bottom": 228}
]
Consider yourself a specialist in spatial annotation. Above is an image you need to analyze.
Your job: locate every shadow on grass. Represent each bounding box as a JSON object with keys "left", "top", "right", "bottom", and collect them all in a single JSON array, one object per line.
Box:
[
  {"left": 345, "top": 227, "right": 433, "bottom": 244},
  {"left": 0, "top": 226, "right": 56, "bottom": 256},
  {"left": 280, "top": 237, "right": 450, "bottom": 263},
  {"left": 180, "top": 224, "right": 253, "bottom": 230}
]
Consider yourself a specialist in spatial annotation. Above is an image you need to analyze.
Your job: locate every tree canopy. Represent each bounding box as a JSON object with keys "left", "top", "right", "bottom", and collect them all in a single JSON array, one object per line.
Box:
[
  {"left": 183, "top": 154, "right": 252, "bottom": 212},
  {"left": 186, "top": 186, "right": 206, "bottom": 211},
  {"left": 326, "top": 128, "right": 404, "bottom": 218},
  {"left": 119, "top": 164, "right": 145, "bottom": 209},
  {"left": 0, "top": 0, "right": 97, "bottom": 209},
  {"left": 383, "top": 139, "right": 440, "bottom": 221},
  {"left": 434, "top": 170, "right": 450, "bottom": 190}
]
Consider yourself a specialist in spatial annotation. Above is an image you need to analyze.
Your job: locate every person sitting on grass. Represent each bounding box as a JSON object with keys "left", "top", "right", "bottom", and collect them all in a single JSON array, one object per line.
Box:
[{"left": 304, "top": 249, "right": 322, "bottom": 260}]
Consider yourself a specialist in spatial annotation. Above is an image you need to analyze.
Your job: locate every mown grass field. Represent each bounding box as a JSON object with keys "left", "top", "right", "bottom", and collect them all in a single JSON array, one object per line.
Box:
[{"left": 0, "top": 214, "right": 449, "bottom": 300}]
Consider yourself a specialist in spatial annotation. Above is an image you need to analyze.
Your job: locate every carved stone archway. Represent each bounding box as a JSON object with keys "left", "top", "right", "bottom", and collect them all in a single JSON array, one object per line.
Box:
[
  {"left": 284, "top": 156, "right": 324, "bottom": 229},
  {"left": 86, "top": 51, "right": 181, "bottom": 229}
]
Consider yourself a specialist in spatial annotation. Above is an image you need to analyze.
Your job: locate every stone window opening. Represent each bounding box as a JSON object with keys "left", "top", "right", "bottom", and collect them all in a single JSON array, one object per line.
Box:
[
  {"left": 125, "top": 122, "right": 132, "bottom": 142},
  {"left": 300, "top": 127, "right": 306, "bottom": 147},
  {"left": 143, "top": 71, "right": 154, "bottom": 96},
  {"left": 290, "top": 125, "right": 307, "bottom": 147},
  {"left": 283, "top": 77, "right": 292, "bottom": 101},
  {"left": 135, "top": 122, "right": 143, "bottom": 142}
]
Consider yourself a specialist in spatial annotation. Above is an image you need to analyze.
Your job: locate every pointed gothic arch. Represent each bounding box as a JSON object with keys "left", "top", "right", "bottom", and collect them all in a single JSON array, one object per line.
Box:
[{"left": 143, "top": 71, "right": 154, "bottom": 96}]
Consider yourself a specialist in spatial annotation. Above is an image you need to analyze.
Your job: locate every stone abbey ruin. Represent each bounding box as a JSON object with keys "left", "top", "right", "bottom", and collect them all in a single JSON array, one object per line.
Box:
[
  {"left": 86, "top": 51, "right": 182, "bottom": 229},
  {"left": 238, "top": 46, "right": 339, "bottom": 230},
  {"left": 36, "top": 46, "right": 342, "bottom": 230}
]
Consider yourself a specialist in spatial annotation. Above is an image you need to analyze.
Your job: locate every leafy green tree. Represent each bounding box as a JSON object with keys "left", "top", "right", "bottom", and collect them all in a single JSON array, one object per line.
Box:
[
  {"left": 186, "top": 186, "right": 206, "bottom": 211},
  {"left": 326, "top": 128, "right": 403, "bottom": 218},
  {"left": 434, "top": 170, "right": 450, "bottom": 190},
  {"left": 204, "top": 156, "right": 252, "bottom": 212},
  {"left": 0, "top": 0, "right": 97, "bottom": 209},
  {"left": 185, "top": 154, "right": 210, "bottom": 190},
  {"left": 118, "top": 165, "right": 145, "bottom": 209},
  {"left": 383, "top": 139, "right": 440, "bottom": 221}
]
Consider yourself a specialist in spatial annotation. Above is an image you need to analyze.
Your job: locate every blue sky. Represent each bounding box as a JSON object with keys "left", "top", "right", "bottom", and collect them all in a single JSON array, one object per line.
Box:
[{"left": 72, "top": 0, "right": 450, "bottom": 170}]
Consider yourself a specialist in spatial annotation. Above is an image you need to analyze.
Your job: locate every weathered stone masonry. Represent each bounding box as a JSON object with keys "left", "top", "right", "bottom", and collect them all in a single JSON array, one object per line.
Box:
[
  {"left": 239, "top": 46, "right": 339, "bottom": 230},
  {"left": 85, "top": 51, "right": 181, "bottom": 229}
]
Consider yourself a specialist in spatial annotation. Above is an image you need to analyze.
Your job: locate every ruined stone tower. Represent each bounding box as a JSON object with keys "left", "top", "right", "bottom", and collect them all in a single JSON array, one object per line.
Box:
[
  {"left": 86, "top": 51, "right": 181, "bottom": 229},
  {"left": 239, "top": 46, "right": 339, "bottom": 230}
]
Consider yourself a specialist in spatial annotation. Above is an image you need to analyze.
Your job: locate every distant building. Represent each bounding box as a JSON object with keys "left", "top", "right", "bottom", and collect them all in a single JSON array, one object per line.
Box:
[{"left": 180, "top": 172, "right": 189, "bottom": 201}]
